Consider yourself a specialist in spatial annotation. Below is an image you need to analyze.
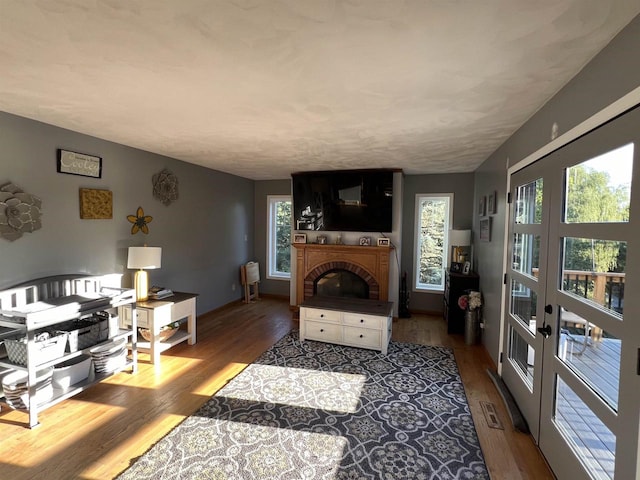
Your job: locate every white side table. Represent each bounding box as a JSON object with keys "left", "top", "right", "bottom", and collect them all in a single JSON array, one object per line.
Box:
[{"left": 120, "top": 292, "right": 198, "bottom": 365}]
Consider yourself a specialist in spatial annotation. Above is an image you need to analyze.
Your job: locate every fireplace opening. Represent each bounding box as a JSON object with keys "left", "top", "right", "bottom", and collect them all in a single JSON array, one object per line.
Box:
[{"left": 315, "top": 269, "right": 369, "bottom": 299}]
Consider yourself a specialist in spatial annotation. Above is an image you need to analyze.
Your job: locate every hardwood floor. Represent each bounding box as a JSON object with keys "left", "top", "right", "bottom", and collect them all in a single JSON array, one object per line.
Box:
[{"left": 0, "top": 297, "right": 553, "bottom": 479}]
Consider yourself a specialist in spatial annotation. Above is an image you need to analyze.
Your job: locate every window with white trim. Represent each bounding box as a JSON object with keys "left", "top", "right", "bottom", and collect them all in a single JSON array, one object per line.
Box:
[
  {"left": 413, "top": 193, "right": 453, "bottom": 291},
  {"left": 267, "top": 195, "right": 291, "bottom": 280}
]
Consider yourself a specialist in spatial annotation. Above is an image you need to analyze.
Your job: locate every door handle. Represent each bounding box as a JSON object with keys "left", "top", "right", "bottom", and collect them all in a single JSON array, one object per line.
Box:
[
  {"left": 537, "top": 324, "right": 552, "bottom": 338},
  {"left": 544, "top": 304, "right": 553, "bottom": 314}
]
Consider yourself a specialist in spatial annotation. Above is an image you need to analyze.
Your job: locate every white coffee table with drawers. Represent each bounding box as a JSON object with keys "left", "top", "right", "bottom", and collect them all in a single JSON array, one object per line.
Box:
[{"left": 299, "top": 296, "right": 393, "bottom": 354}]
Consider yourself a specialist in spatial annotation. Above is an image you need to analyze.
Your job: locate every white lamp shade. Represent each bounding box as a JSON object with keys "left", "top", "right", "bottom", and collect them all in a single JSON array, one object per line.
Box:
[
  {"left": 449, "top": 229, "right": 471, "bottom": 247},
  {"left": 127, "top": 246, "right": 162, "bottom": 269}
]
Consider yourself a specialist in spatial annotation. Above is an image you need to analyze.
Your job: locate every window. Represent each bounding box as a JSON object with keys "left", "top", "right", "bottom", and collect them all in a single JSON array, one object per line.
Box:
[
  {"left": 267, "top": 195, "right": 291, "bottom": 280},
  {"left": 413, "top": 194, "right": 453, "bottom": 291}
]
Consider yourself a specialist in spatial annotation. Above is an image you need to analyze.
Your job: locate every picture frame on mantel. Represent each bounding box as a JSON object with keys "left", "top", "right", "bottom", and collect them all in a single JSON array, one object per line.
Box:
[
  {"left": 359, "top": 236, "right": 371, "bottom": 246},
  {"left": 377, "top": 237, "right": 390, "bottom": 247},
  {"left": 293, "top": 233, "right": 307, "bottom": 244}
]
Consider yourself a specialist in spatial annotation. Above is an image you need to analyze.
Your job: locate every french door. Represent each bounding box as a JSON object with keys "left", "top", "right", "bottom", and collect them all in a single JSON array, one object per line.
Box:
[{"left": 503, "top": 106, "right": 640, "bottom": 479}]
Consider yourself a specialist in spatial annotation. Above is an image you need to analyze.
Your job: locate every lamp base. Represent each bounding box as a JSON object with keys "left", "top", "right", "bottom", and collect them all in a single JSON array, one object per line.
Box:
[{"left": 134, "top": 269, "right": 149, "bottom": 301}]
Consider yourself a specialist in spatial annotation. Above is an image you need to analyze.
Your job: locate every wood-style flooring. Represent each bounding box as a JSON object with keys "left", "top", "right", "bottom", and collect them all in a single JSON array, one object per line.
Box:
[{"left": 0, "top": 297, "right": 553, "bottom": 479}]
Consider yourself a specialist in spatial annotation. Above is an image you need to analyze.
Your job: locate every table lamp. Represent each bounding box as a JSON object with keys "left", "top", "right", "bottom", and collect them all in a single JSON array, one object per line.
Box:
[
  {"left": 127, "top": 246, "right": 162, "bottom": 301},
  {"left": 449, "top": 229, "right": 471, "bottom": 264}
]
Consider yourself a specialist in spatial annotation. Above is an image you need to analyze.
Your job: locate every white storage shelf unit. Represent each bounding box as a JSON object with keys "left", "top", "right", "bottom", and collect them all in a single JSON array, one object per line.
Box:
[
  {"left": 0, "top": 274, "right": 138, "bottom": 428},
  {"left": 299, "top": 296, "right": 393, "bottom": 354}
]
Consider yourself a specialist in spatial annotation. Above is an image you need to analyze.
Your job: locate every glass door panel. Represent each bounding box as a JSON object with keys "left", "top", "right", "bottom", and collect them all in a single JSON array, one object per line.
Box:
[
  {"left": 508, "top": 325, "right": 535, "bottom": 389},
  {"left": 554, "top": 376, "right": 616, "bottom": 480},
  {"left": 536, "top": 106, "right": 640, "bottom": 480},
  {"left": 557, "top": 307, "right": 620, "bottom": 410},
  {"left": 502, "top": 167, "right": 548, "bottom": 441},
  {"left": 564, "top": 143, "right": 632, "bottom": 225},
  {"left": 515, "top": 178, "right": 543, "bottom": 224},
  {"left": 512, "top": 233, "right": 540, "bottom": 278},
  {"left": 509, "top": 279, "right": 537, "bottom": 333},
  {"left": 562, "top": 237, "right": 626, "bottom": 318}
]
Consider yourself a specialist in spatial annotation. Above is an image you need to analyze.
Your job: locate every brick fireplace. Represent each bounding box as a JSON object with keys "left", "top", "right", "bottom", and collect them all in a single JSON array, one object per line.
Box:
[{"left": 293, "top": 243, "right": 392, "bottom": 305}]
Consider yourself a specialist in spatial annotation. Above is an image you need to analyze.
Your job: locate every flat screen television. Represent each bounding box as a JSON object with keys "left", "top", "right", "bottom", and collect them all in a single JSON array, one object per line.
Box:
[{"left": 292, "top": 169, "right": 394, "bottom": 232}]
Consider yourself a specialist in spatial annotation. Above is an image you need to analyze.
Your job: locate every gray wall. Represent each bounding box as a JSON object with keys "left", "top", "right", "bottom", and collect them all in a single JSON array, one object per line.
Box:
[
  {"left": 474, "top": 14, "right": 640, "bottom": 364},
  {"left": 0, "top": 111, "right": 254, "bottom": 314},
  {"left": 401, "top": 173, "right": 475, "bottom": 313},
  {"left": 253, "top": 179, "right": 292, "bottom": 297}
]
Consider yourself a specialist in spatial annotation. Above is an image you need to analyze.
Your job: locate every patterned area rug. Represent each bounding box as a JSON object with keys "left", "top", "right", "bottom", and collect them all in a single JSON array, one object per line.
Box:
[{"left": 117, "top": 331, "right": 489, "bottom": 479}]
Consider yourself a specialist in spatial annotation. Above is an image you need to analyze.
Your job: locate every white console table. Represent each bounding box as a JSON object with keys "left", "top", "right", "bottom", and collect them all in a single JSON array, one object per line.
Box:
[
  {"left": 119, "top": 292, "right": 197, "bottom": 365},
  {"left": 299, "top": 296, "right": 393, "bottom": 354}
]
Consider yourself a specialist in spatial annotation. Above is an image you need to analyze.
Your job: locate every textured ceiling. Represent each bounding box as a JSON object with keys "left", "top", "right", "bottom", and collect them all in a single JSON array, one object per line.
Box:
[{"left": 0, "top": 1, "right": 638, "bottom": 180}]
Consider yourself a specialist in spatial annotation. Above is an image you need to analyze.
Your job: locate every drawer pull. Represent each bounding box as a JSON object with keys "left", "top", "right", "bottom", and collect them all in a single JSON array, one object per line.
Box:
[
  {"left": 320, "top": 314, "right": 324, "bottom": 318},
  {"left": 360, "top": 319, "right": 364, "bottom": 323},
  {"left": 320, "top": 328, "right": 324, "bottom": 332},
  {"left": 359, "top": 334, "right": 364, "bottom": 338}
]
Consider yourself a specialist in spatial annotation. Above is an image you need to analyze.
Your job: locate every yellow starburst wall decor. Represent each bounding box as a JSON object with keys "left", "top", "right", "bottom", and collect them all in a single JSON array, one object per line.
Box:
[{"left": 127, "top": 206, "right": 153, "bottom": 234}]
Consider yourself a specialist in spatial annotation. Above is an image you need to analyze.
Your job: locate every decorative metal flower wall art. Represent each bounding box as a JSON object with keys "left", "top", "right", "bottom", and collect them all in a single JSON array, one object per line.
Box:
[
  {"left": 0, "top": 182, "right": 42, "bottom": 242},
  {"left": 127, "top": 206, "right": 153, "bottom": 234},
  {"left": 152, "top": 168, "right": 178, "bottom": 206}
]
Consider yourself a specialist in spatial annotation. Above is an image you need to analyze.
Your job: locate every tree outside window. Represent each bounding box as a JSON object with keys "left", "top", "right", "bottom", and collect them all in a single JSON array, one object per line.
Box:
[
  {"left": 414, "top": 194, "right": 453, "bottom": 291},
  {"left": 268, "top": 196, "right": 291, "bottom": 279}
]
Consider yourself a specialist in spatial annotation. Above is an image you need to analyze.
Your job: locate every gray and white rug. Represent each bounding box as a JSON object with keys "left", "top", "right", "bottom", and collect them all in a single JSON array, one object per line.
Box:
[{"left": 117, "top": 331, "right": 489, "bottom": 479}]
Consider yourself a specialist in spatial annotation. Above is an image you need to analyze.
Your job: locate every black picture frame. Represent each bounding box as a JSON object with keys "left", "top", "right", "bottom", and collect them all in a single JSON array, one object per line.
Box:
[
  {"left": 57, "top": 149, "right": 102, "bottom": 178},
  {"left": 450, "top": 262, "right": 463, "bottom": 273}
]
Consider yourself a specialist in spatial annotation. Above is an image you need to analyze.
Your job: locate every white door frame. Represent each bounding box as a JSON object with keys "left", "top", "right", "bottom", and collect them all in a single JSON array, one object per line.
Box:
[{"left": 497, "top": 85, "right": 640, "bottom": 376}]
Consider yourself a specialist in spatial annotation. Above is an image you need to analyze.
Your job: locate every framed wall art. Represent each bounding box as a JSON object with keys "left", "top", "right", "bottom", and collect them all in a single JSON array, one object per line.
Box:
[
  {"left": 487, "top": 191, "right": 497, "bottom": 215},
  {"left": 478, "top": 195, "right": 486, "bottom": 216},
  {"left": 57, "top": 149, "right": 102, "bottom": 178},
  {"left": 293, "top": 233, "right": 307, "bottom": 244},
  {"left": 79, "top": 188, "right": 113, "bottom": 219},
  {"left": 479, "top": 217, "right": 491, "bottom": 242}
]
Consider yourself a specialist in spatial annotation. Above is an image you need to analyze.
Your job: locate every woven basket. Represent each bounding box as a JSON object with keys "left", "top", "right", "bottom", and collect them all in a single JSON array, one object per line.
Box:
[
  {"left": 58, "top": 317, "right": 109, "bottom": 352},
  {"left": 138, "top": 327, "right": 178, "bottom": 342},
  {"left": 4, "top": 332, "right": 68, "bottom": 366}
]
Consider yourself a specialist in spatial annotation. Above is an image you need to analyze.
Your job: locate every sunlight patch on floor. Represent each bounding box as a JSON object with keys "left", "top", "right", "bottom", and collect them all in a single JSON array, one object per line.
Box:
[
  {"left": 190, "top": 361, "right": 249, "bottom": 396},
  {"left": 2, "top": 403, "right": 127, "bottom": 469},
  {"left": 221, "top": 364, "right": 365, "bottom": 414}
]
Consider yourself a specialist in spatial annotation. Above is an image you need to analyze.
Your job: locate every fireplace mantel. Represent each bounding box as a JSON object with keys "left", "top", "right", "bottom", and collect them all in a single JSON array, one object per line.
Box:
[{"left": 293, "top": 243, "right": 392, "bottom": 305}]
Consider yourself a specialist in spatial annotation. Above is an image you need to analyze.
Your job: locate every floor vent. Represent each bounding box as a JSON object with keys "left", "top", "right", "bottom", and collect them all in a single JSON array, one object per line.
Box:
[
  {"left": 486, "top": 368, "right": 529, "bottom": 433},
  {"left": 480, "top": 401, "right": 504, "bottom": 430}
]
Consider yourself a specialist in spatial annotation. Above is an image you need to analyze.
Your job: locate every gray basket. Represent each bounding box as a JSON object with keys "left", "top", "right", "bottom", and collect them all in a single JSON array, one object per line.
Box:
[
  {"left": 4, "top": 332, "right": 69, "bottom": 366},
  {"left": 58, "top": 317, "right": 109, "bottom": 352}
]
